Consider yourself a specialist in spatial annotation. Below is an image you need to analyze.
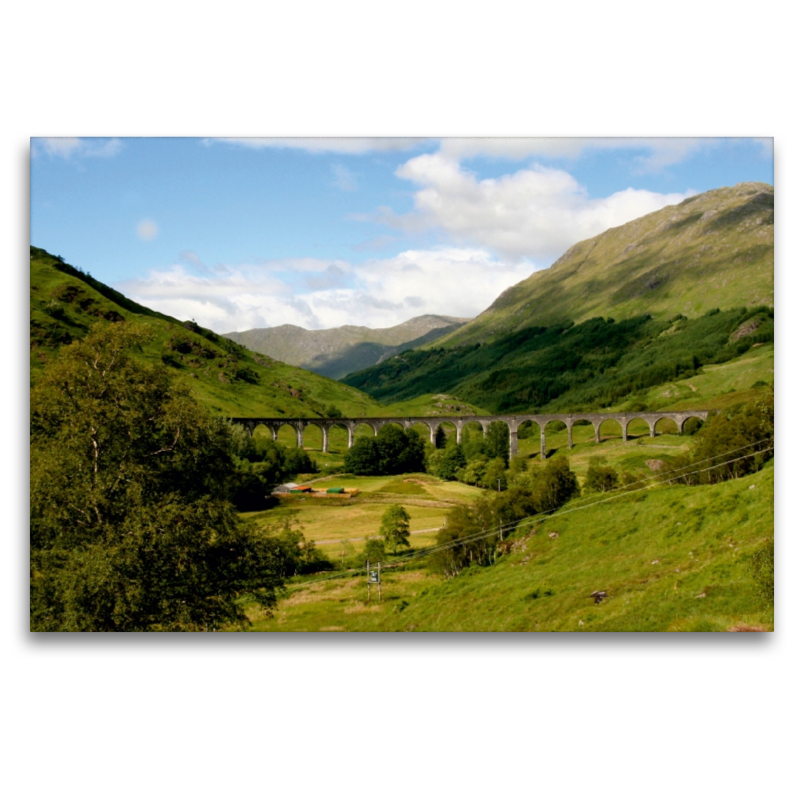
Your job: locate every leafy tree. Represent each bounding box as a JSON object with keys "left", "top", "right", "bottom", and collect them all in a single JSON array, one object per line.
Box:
[
  {"left": 481, "top": 457, "right": 508, "bottom": 491},
  {"left": 458, "top": 454, "right": 488, "bottom": 486},
  {"left": 429, "top": 456, "right": 580, "bottom": 578},
  {"left": 485, "top": 421, "right": 510, "bottom": 465},
  {"left": 363, "top": 537, "right": 386, "bottom": 564},
  {"left": 325, "top": 404, "right": 343, "bottom": 418},
  {"left": 342, "top": 426, "right": 425, "bottom": 475},
  {"left": 460, "top": 425, "right": 486, "bottom": 460},
  {"left": 583, "top": 457, "right": 620, "bottom": 494},
  {"left": 670, "top": 392, "right": 774, "bottom": 485},
  {"left": 429, "top": 439, "right": 466, "bottom": 480},
  {"left": 530, "top": 456, "right": 580, "bottom": 512},
  {"left": 343, "top": 436, "right": 381, "bottom": 474},
  {"left": 380, "top": 504, "right": 411, "bottom": 554},
  {"left": 30, "top": 322, "right": 297, "bottom": 631}
]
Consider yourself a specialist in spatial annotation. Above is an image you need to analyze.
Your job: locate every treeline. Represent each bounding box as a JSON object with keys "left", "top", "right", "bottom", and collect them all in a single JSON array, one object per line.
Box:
[
  {"left": 429, "top": 457, "right": 580, "bottom": 577},
  {"left": 342, "top": 425, "right": 426, "bottom": 475},
  {"left": 343, "top": 307, "right": 773, "bottom": 414}
]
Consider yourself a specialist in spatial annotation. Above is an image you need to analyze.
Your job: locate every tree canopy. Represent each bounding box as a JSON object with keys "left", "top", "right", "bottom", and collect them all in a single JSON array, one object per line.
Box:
[
  {"left": 30, "top": 322, "right": 300, "bottom": 631},
  {"left": 343, "top": 425, "right": 426, "bottom": 475},
  {"left": 380, "top": 504, "right": 411, "bottom": 554}
]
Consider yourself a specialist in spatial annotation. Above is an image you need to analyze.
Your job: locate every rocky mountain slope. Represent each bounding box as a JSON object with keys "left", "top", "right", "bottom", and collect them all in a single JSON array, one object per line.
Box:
[{"left": 224, "top": 315, "right": 468, "bottom": 379}]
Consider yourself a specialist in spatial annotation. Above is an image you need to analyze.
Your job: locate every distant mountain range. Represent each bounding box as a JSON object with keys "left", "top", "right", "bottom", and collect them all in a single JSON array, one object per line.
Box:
[{"left": 223, "top": 315, "right": 469, "bottom": 379}]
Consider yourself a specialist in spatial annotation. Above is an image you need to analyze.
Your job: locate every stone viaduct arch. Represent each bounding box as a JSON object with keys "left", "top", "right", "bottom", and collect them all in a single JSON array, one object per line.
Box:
[{"left": 230, "top": 410, "right": 710, "bottom": 459}]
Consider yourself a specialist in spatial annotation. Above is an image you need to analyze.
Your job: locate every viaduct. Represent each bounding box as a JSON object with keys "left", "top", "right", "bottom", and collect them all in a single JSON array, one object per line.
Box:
[{"left": 229, "top": 411, "right": 710, "bottom": 458}]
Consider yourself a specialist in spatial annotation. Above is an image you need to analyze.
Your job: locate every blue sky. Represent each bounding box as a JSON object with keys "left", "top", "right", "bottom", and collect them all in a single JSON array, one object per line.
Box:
[{"left": 31, "top": 137, "right": 773, "bottom": 333}]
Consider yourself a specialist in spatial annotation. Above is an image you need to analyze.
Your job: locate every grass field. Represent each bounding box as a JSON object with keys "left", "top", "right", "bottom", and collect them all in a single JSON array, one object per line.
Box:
[
  {"left": 245, "top": 462, "right": 773, "bottom": 632},
  {"left": 244, "top": 473, "right": 487, "bottom": 557}
]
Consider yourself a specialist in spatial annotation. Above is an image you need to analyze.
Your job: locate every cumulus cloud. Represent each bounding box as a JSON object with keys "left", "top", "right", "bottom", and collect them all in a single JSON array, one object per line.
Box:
[
  {"left": 117, "top": 248, "right": 536, "bottom": 333},
  {"left": 390, "top": 154, "right": 693, "bottom": 260},
  {"left": 32, "top": 137, "right": 123, "bottom": 159},
  {"left": 136, "top": 219, "right": 159, "bottom": 241}
]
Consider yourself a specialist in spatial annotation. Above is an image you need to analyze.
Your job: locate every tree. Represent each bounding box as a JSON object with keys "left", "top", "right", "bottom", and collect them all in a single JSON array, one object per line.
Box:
[
  {"left": 342, "top": 426, "right": 425, "bottom": 475},
  {"left": 485, "top": 421, "right": 510, "bottom": 466},
  {"left": 380, "top": 504, "right": 411, "bottom": 554},
  {"left": 30, "top": 322, "right": 296, "bottom": 631},
  {"left": 481, "top": 457, "right": 508, "bottom": 491},
  {"left": 429, "top": 439, "right": 466, "bottom": 480},
  {"left": 583, "top": 457, "right": 620, "bottom": 494},
  {"left": 325, "top": 404, "right": 343, "bottom": 418},
  {"left": 363, "top": 537, "right": 386, "bottom": 564},
  {"left": 530, "top": 456, "right": 580, "bottom": 512}
]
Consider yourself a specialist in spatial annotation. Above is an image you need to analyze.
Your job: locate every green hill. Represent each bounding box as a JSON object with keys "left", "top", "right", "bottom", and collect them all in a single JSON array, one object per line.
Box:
[
  {"left": 342, "top": 183, "right": 774, "bottom": 414},
  {"left": 439, "top": 181, "right": 773, "bottom": 348},
  {"left": 224, "top": 315, "right": 469, "bottom": 379},
  {"left": 250, "top": 461, "right": 774, "bottom": 632},
  {"left": 29, "top": 246, "right": 389, "bottom": 418}
]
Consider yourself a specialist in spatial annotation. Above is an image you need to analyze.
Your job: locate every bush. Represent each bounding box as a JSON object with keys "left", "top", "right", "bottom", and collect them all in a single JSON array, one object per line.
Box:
[{"left": 584, "top": 457, "right": 620, "bottom": 494}]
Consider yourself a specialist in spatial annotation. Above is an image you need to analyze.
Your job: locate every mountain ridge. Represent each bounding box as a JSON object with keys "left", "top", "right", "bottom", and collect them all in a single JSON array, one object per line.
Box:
[{"left": 224, "top": 314, "right": 469, "bottom": 379}]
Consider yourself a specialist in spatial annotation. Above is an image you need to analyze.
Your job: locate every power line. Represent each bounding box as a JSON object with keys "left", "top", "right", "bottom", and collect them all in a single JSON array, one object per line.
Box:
[{"left": 287, "top": 439, "right": 773, "bottom": 587}]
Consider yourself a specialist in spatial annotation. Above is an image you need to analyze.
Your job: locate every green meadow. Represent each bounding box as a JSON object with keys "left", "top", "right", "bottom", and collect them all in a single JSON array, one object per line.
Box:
[{"left": 247, "top": 462, "right": 773, "bottom": 632}]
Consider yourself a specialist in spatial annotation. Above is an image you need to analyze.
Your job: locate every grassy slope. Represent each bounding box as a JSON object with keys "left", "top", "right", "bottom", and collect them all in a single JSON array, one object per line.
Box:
[
  {"left": 249, "top": 462, "right": 773, "bottom": 632},
  {"left": 436, "top": 182, "right": 773, "bottom": 348},
  {"left": 30, "top": 246, "right": 389, "bottom": 418}
]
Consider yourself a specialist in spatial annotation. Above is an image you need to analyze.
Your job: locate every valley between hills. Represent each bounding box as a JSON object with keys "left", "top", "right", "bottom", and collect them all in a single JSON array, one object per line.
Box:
[{"left": 30, "top": 181, "right": 774, "bottom": 632}]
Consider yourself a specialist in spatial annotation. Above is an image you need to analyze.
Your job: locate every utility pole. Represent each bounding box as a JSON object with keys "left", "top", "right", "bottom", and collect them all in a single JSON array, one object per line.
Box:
[{"left": 367, "top": 560, "right": 381, "bottom": 603}]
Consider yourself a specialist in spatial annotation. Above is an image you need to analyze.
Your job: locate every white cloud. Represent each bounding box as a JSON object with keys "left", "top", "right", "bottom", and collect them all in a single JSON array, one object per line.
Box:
[
  {"left": 32, "top": 137, "right": 123, "bottom": 159},
  {"left": 209, "top": 137, "right": 427, "bottom": 154},
  {"left": 117, "top": 248, "right": 536, "bottom": 333},
  {"left": 136, "top": 219, "right": 159, "bottom": 241},
  {"left": 391, "top": 153, "right": 693, "bottom": 260}
]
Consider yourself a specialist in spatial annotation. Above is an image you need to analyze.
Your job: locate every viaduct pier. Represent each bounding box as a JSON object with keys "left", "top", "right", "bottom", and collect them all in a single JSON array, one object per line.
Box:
[{"left": 229, "top": 410, "right": 710, "bottom": 458}]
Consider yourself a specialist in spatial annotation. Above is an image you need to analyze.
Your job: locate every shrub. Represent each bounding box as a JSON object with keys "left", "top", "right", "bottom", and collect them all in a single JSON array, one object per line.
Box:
[{"left": 584, "top": 457, "right": 620, "bottom": 494}]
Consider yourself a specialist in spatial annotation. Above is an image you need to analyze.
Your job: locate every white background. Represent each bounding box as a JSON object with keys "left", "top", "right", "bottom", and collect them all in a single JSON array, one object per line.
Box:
[{"left": 4, "top": 2, "right": 796, "bottom": 798}]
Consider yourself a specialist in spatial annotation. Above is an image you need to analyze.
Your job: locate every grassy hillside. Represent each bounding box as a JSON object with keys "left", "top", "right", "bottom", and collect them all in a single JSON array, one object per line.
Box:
[
  {"left": 344, "top": 306, "right": 773, "bottom": 413},
  {"left": 342, "top": 183, "right": 773, "bottom": 413},
  {"left": 437, "top": 182, "right": 773, "bottom": 348},
  {"left": 247, "top": 461, "right": 773, "bottom": 632},
  {"left": 224, "top": 315, "right": 468, "bottom": 379},
  {"left": 30, "top": 246, "right": 389, "bottom": 418}
]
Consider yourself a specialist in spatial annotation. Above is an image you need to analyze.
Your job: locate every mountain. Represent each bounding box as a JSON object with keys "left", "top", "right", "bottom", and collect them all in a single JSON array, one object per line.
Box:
[
  {"left": 342, "top": 183, "right": 774, "bottom": 414},
  {"left": 29, "top": 246, "right": 390, "bottom": 418},
  {"left": 223, "top": 315, "right": 469, "bottom": 379},
  {"left": 435, "top": 182, "right": 773, "bottom": 349}
]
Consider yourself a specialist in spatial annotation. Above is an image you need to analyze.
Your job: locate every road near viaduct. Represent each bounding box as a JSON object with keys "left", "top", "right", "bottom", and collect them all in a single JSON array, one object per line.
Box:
[{"left": 229, "top": 410, "right": 710, "bottom": 458}]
